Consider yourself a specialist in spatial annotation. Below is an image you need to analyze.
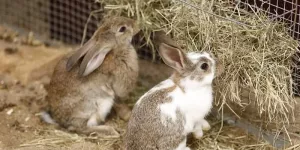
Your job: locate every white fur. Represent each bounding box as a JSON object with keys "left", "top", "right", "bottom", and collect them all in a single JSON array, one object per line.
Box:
[
  {"left": 192, "top": 119, "right": 211, "bottom": 139},
  {"left": 193, "top": 120, "right": 204, "bottom": 139},
  {"left": 158, "top": 52, "right": 215, "bottom": 131},
  {"left": 133, "top": 51, "right": 214, "bottom": 149},
  {"left": 136, "top": 79, "right": 174, "bottom": 106},
  {"left": 175, "top": 138, "right": 190, "bottom": 150},
  {"left": 160, "top": 101, "right": 177, "bottom": 126},
  {"left": 80, "top": 84, "right": 114, "bottom": 124},
  {"left": 87, "top": 113, "right": 99, "bottom": 126},
  {"left": 97, "top": 97, "right": 114, "bottom": 121},
  {"left": 159, "top": 76, "right": 213, "bottom": 134},
  {"left": 40, "top": 111, "right": 57, "bottom": 125},
  {"left": 186, "top": 52, "right": 203, "bottom": 63},
  {"left": 193, "top": 128, "right": 203, "bottom": 139},
  {"left": 87, "top": 97, "right": 114, "bottom": 126},
  {"left": 186, "top": 52, "right": 216, "bottom": 84},
  {"left": 201, "top": 119, "right": 211, "bottom": 131},
  {"left": 187, "top": 52, "right": 215, "bottom": 66}
]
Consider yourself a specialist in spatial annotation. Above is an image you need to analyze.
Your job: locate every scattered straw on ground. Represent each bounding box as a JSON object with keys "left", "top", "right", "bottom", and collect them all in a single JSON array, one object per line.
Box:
[{"left": 18, "top": 120, "right": 274, "bottom": 150}]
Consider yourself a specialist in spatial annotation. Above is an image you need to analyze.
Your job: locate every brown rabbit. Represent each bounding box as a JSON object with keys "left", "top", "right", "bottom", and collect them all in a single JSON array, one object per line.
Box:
[{"left": 41, "top": 16, "right": 140, "bottom": 137}]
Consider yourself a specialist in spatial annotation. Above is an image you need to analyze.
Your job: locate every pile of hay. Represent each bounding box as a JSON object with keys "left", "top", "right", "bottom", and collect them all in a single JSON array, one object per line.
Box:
[
  {"left": 19, "top": 119, "right": 273, "bottom": 150},
  {"left": 97, "top": 0, "right": 299, "bottom": 129}
]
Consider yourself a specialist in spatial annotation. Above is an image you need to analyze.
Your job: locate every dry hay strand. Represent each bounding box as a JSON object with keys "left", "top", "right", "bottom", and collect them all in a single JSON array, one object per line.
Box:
[
  {"left": 97, "top": 0, "right": 299, "bottom": 128},
  {"left": 187, "top": 120, "right": 274, "bottom": 150},
  {"left": 19, "top": 119, "right": 126, "bottom": 150},
  {"left": 17, "top": 121, "right": 276, "bottom": 150},
  {"left": 19, "top": 129, "right": 87, "bottom": 148}
]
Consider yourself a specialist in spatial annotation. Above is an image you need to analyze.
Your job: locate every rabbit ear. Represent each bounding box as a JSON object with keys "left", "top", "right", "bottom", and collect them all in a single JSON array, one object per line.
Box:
[
  {"left": 158, "top": 43, "right": 187, "bottom": 72},
  {"left": 78, "top": 44, "right": 113, "bottom": 77},
  {"left": 66, "top": 39, "right": 95, "bottom": 71},
  {"left": 153, "top": 31, "right": 180, "bottom": 49}
]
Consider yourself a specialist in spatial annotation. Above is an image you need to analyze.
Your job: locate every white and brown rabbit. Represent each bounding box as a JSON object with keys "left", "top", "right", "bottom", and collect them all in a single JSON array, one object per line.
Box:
[
  {"left": 125, "top": 36, "right": 218, "bottom": 149},
  {"left": 41, "top": 16, "right": 140, "bottom": 137}
]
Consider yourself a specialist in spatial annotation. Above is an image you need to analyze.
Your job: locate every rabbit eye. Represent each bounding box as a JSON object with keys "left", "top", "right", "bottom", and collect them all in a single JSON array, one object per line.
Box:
[
  {"left": 200, "top": 63, "right": 209, "bottom": 70},
  {"left": 119, "top": 26, "right": 126, "bottom": 32}
]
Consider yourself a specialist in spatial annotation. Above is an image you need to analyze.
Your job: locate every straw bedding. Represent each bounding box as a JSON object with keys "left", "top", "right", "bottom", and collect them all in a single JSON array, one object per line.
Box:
[{"left": 96, "top": 0, "right": 299, "bottom": 129}]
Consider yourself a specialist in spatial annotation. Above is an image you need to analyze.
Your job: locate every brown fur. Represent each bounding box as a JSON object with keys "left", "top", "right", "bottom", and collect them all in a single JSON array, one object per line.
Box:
[
  {"left": 189, "top": 56, "right": 214, "bottom": 81},
  {"left": 125, "top": 86, "right": 186, "bottom": 150},
  {"left": 43, "top": 16, "right": 139, "bottom": 136},
  {"left": 152, "top": 31, "right": 181, "bottom": 50},
  {"left": 204, "top": 52, "right": 224, "bottom": 77},
  {"left": 125, "top": 33, "right": 217, "bottom": 150}
]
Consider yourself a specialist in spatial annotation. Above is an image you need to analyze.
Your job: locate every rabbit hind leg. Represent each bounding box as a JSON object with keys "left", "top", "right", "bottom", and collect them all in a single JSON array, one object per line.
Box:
[
  {"left": 85, "top": 125, "right": 120, "bottom": 138},
  {"left": 68, "top": 123, "right": 120, "bottom": 138},
  {"left": 84, "top": 97, "right": 119, "bottom": 137},
  {"left": 66, "top": 117, "right": 119, "bottom": 138}
]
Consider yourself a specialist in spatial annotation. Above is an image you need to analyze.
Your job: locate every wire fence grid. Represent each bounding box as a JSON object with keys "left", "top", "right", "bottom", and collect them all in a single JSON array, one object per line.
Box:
[
  {"left": 1, "top": 0, "right": 300, "bottom": 94},
  {"left": 1, "top": 0, "right": 300, "bottom": 56}
]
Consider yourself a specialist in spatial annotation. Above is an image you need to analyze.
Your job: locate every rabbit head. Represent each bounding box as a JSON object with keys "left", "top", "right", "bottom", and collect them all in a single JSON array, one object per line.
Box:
[
  {"left": 66, "top": 16, "right": 140, "bottom": 77},
  {"left": 158, "top": 43, "right": 216, "bottom": 86}
]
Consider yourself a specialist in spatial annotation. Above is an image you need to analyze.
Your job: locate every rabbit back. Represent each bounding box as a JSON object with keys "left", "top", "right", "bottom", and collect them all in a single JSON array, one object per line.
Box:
[{"left": 125, "top": 79, "right": 188, "bottom": 149}]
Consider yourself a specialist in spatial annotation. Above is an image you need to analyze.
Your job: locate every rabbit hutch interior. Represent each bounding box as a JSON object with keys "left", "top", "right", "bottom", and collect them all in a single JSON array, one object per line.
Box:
[{"left": 0, "top": 0, "right": 300, "bottom": 149}]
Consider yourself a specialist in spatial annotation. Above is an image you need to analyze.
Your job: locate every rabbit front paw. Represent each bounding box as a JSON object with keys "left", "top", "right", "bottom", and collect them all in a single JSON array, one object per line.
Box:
[
  {"left": 193, "top": 119, "right": 211, "bottom": 139},
  {"left": 88, "top": 125, "right": 120, "bottom": 138},
  {"left": 193, "top": 129, "right": 203, "bottom": 139},
  {"left": 201, "top": 119, "right": 211, "bottom": 131}
]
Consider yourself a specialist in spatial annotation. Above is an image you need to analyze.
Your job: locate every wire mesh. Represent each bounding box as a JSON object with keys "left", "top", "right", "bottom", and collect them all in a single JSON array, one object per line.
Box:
[
  {"left": 0, "top": 0, "right": 51, "bottom": 39},
  {"left": 0, "top": 0, "right": 103, "bottom": 44},
  {"left": 0, "top": 0, "right": 300, "bottom": 93},
  {"left": 233, "top": 0, "right": 300, "bottom": 95},
  {"left": 0, "top": 0, "right": 299, "bottom": 46},
  {"left": 49, "top": 0, "right": 103, "bottom": 44},
  {"left": 236, "top": 0, "right": 300, "bottom": 40}
]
